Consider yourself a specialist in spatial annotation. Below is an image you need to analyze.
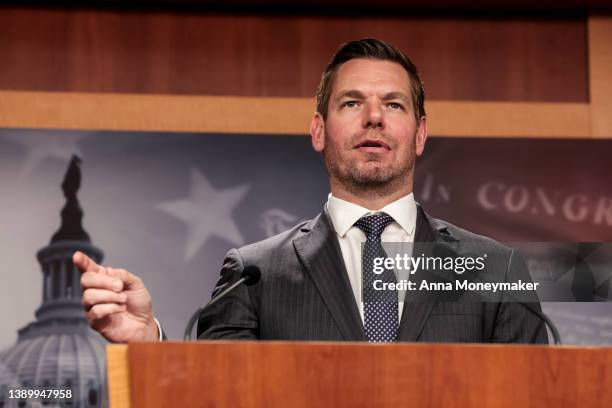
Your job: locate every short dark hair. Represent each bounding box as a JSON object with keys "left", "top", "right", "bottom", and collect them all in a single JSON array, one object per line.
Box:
[{"left": 315, "top": 38, "right": 426, "bottom": 122}]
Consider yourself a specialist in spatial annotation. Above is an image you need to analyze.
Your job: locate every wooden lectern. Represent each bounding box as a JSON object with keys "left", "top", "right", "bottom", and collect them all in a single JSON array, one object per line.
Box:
[{"left": 107, "top": 341, "right": 612, "bottom": 407}]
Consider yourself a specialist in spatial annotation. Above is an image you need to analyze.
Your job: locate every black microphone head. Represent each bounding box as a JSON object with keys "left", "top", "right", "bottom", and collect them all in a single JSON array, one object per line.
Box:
[{"left": 241, "top": 266, "right": 261, "bottom": 286}]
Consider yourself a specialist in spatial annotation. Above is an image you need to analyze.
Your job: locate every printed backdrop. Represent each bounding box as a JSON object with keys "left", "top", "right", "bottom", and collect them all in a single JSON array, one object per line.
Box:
[{"left": 1, "top": 128, "right": 611, "bottom": 348}]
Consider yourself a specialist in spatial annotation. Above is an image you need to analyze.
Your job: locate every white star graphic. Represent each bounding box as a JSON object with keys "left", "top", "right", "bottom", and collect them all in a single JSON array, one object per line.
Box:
[
  {"left": 4, "top": 131, "right": 86, "bottom": 179},
  {"left": 157, "top": 168, "right": 250, "bottom": 260}
]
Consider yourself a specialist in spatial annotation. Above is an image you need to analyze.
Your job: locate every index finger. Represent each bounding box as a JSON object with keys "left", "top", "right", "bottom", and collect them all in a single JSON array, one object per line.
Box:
[{"left": 73, "top": 251, "right": 101, "bottom": 274}]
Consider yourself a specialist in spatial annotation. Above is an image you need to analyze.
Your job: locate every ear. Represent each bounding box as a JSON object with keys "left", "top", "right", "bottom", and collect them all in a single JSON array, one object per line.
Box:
[
  {"left": 415, "top": 116, "right": 428, "bottom": 157},
  {"left": 310, "top": 113, "right": 325, "bottom": 153}
]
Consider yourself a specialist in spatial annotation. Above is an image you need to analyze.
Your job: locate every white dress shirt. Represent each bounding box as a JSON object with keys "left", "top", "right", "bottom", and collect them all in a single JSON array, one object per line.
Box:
[{"left": 326, "top": 193, "right": 417, "bottom": 323}]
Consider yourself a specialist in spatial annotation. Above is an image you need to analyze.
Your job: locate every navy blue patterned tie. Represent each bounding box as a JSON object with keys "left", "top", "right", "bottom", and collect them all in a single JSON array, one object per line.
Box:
[{"left": 355, "top": 213, "right": 399, "bottom": 342}]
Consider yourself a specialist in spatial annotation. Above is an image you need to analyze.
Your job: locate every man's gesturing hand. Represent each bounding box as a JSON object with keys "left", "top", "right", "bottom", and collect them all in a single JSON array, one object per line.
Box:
[{"left": 74, "top": 251, "right": 160, "bottom": 342}]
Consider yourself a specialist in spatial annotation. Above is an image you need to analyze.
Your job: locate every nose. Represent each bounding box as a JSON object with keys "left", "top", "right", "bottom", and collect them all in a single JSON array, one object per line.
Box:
[{"left": 361, "top": 100, "right": 384, "bottom": 130}]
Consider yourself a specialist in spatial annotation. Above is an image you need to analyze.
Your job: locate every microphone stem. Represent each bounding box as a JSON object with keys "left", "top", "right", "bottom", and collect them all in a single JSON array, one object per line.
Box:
[
  {"left": 518, "top": 301, "right": 562, "bottom": 345},
  {"left": 183, "top": 276, "right": 247, "bottom": 340}
]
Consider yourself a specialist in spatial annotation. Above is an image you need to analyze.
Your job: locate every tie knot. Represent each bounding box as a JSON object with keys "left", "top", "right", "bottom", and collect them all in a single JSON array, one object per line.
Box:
[{"left": 355, "top": 213, "right": 395, "bottom": 240}]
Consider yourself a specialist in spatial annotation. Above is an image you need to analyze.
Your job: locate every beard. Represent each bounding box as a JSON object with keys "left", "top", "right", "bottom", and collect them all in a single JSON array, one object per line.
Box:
[{"left": 322, "top": 129, "right": 416, "bottom": 192}]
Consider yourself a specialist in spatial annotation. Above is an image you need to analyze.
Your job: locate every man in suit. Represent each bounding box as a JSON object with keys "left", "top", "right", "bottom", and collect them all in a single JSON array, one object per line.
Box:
[{"left": 75, "top": 39, "right": 548, "bottom": 344}]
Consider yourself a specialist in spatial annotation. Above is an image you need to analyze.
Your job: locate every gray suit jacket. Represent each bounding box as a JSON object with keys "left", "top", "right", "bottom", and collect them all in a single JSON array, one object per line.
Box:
[{"left": 197, "top": 205, "right": 548, "bottom": 343}]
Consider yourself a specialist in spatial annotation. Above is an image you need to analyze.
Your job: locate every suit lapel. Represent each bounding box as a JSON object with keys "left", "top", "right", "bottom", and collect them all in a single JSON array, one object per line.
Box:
[
  {"left": 293, "top": 210, "right": 366, "bottom": 341},
  {"left": 398, "top": 205, "right": 442, "bottom": 341}
]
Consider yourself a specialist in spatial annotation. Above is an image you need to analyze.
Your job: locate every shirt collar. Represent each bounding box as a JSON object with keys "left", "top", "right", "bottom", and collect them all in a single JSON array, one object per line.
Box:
[{"left": 326, "top": 192, "right": 417, "bottom": 237}]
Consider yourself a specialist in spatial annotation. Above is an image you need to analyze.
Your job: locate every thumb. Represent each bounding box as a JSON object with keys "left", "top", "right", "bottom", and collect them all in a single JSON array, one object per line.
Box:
[
  {"left": 108, "top": 268, "right": 145, "bottom": 291},
  {"left": 73, "top": 251, "right": 101, "bottom": 274}
]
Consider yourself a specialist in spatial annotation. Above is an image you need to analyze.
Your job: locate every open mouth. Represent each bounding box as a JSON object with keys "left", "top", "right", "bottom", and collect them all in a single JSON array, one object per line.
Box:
[{"left": 355, "top": 139, "right": 391, "bottom": 152}]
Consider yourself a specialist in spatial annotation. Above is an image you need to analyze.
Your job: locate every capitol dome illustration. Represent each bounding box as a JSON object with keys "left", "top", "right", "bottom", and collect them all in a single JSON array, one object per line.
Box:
[{"left": 0, "top": 156, "right": 108, "bottom": 407}]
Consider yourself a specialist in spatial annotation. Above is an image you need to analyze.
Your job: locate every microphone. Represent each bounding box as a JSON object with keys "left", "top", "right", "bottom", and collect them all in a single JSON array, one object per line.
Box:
[
  {"left": 510, "top": 299, "right": 561, "bottom": 345},
  {"left": 466, "top": 263, "right": 562, "bottom": 345},
  {"left": 183, "top": 266, "right": 261, "bottom": 340}
]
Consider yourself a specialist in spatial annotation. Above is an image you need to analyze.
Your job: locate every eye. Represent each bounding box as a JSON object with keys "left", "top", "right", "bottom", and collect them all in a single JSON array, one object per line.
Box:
[
  {"left": 341, "top": 100, "right": 360, "bottom": 108},
  {"left": 387, "top": 102, "right": 404, "bottom": 111}
]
